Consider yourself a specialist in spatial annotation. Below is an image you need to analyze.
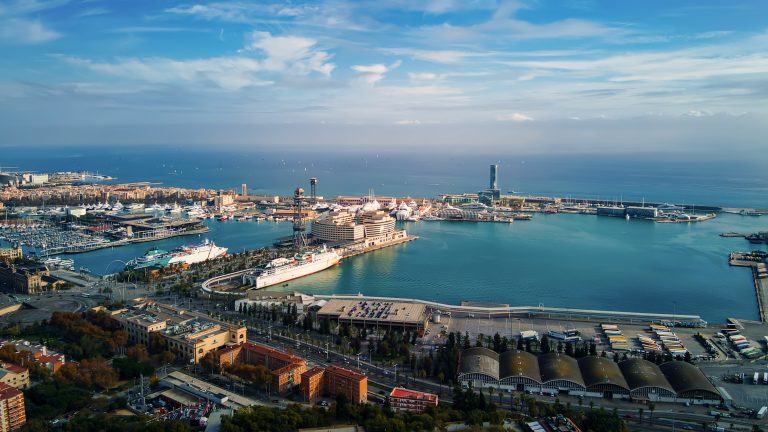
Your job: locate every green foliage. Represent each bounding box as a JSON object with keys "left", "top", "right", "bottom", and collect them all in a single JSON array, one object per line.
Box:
[
  {"left": 113, "top": 357, "right": 155, "bottom": 380},
  {"left": 23, "top": 381, "right": 91, "bottom": 420},
  {"left": 576, "top": 408, "right": 629, "bottom": 432}
]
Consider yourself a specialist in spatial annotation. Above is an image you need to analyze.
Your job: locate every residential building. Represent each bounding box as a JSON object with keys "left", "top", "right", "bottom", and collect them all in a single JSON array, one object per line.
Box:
[
  {"left": 301, "top": 365, "right": 367, "bottom": 404},
  {"left": 0, "top": 382, "right": 25, "bottom": 431},
  {"left": 3, "top": 342, "right": 65, "bottom": 373},
  {"left": 216, "top": 342, "right": 307, "bottom": 395},
  {"left": 300, "top": 367, "right": 325, "bottom": 402},
  {"left": 0, "top": 364, "right": 28, "bottom": 390},
  {"left": 388, "top": 387, "right": 438, "bottom": 413}
]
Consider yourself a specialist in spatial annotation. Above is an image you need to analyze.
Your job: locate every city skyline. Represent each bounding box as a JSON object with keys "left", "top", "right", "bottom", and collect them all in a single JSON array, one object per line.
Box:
[{"left": 1, "top": 0, "right": 767, "bottom": 156}]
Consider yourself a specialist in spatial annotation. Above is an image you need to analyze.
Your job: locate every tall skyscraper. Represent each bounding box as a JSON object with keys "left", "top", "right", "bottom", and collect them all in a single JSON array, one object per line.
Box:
[
  {"left": 310, "top": 177, "right": 317, "bottom": 200},
  {"left": 490, "top": 164, "right": 499, "bottom": 190},
  {"left": 241, "top": 183, "right": 247, "bottom": 196}
]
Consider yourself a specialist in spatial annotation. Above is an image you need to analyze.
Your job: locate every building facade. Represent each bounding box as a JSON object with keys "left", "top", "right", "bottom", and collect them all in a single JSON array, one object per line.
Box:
[
  {"left": 0, "top": 262, "right": 62, "bottom": 294},
  {"left": 388, "top": 387, "right": 438, "bottom": 412},
  {"left": 0, "top": 383, "right": 25, "bottom": 431},
  {"left": 217, "top": 342, "right": 307, "bottom": 395},
  {"left": 111, "top": 302, "right": 247, "bottom": 364},
  {"left": 311, "top": 211, "right": 365, "bottom": 242},
  {"left": 0, "top": 248, "right": 21, "bottom": 263},
  {"left": 300, "top": 365, "right": 367, "bottom": 404},
  {"left": 0, "top": 364, "right": 28, "bottom": 390}
]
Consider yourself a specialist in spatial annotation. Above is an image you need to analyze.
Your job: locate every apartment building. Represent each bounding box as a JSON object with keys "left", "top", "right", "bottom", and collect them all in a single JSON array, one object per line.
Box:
[
  {"left": 0, "top": 383, "right": 25, "bottom": 431},
  {"left": 388, "top": 387, "right": 438, "bottom": 413},
  {"left": 301, "top": 365, "right": 367, "bottom": 404}
]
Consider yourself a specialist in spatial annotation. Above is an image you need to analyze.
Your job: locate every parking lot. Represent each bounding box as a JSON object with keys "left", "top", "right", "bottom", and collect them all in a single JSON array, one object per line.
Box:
[{"left": 422, "top": 313, "right": 713, "bottom": 357}]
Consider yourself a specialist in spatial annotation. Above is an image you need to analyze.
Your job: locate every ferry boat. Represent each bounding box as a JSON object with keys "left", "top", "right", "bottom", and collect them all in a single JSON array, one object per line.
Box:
[
  {"left": 126, "top": 239, "right": 227, "bottom": 269},
  {"left": 245, "top": 245, "right": 341, "bottom": 289}
]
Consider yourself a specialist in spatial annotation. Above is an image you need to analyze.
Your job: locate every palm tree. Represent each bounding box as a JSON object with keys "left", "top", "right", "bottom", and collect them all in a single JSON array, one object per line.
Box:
[
  {"left": 648, "top": 402, "right": 656, "bottom": 425},
  {"left": 488, "top": 386, "right": 495, "bottom": 406},
  {"left": 637, "top": 408, "right": 644, "bottom": 424},
  {"left": 437, "top": 371, "right": 445, "bottom": 396},
  {"left": 589, "top": 400, "right": 594, "bottom": 412}
]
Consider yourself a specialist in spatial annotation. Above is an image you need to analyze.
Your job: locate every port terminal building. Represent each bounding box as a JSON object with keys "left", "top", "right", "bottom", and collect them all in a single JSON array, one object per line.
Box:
[
  {"left": 315, "top": 299, "right": 428, "bottom": 334},
  {"left": 458, "top": 348, "right": 720, "bottom": 405}
]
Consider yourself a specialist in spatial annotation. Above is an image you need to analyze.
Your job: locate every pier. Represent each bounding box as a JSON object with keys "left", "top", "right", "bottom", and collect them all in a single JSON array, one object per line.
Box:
[
  {"left": 340, "top": 235, "right": 418, "bottom": 258},
  {"left": 315, "top": 294, "right": 707, "bottom": 326},
  {"left": 728, "top": 252, "right": 768, "bottom": 322}
]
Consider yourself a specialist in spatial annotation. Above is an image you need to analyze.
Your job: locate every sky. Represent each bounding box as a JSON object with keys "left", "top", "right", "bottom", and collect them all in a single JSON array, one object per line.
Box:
[{"left": 1, "top": 0, "right": 767, "bottom": 155}]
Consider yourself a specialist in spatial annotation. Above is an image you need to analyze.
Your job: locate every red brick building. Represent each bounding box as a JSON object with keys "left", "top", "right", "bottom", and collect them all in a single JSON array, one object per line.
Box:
[
  {"left": 301, "top": 365, "right": 367, "bottom": 404},
  {"left": 217, "top": 342, "right": 306, "bottom": 395}
]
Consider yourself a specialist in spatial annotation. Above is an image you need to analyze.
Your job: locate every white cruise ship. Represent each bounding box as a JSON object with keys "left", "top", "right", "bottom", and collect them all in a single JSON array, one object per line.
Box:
[
  {"left": 244, "top": 245, "right": 341, "bottom": 289},
  {"left": 126, "top": 239, "right": 227, "bottom": 269}
]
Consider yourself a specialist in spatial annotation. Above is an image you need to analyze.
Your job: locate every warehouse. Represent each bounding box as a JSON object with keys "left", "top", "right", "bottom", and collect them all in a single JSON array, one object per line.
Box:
[
  {"left": 538, "top": 353, "right": 586, "bottom": 395},
  {"left": 619, "top": 358, "right": 676, "bottom": 402},
  {"left": 457, "top": 348, "right": 720, "bottom": 405},
  {"left": 660, "top": 361, "right": 721, "bottom": 404},
  {"left": 578, "top": 357, "right": 630, "bottom": 399},
  {"left": 498, "top": 350, "right": 541, "bottom": 392},
  {"left": 457, "top": 347, "right": 499, "bottom": 387}
]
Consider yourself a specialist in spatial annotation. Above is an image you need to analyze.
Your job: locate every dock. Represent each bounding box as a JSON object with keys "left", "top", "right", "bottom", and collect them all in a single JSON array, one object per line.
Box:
[
  {"left": 340, "top": 235, "right": 418, "bottom": 258},
  {"left": 729, "top": 252, "right": 768, "bottom": 322}
]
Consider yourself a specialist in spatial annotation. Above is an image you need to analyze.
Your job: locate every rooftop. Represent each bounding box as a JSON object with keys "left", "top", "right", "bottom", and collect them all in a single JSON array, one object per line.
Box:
[
  {"left": 326, "top": 365, "right": 367, "bottom": 381},
  {"left": 317, "top": 298, "right": 427, "bottom": 325},
  {"left": 389, "top": 387, "right": 438, "bottom": 402},
  {"left": 0, "top": 382, "right": 21, "bottom": 399}
]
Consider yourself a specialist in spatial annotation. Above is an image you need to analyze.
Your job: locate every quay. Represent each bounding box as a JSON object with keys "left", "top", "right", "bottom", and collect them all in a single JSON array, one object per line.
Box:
[
  {"left": 314, "top": 294, "right": 707, "bottom": 327},
  {"left": 728, "top": 252, "right": 768, "bottom": 322},
  {"left": 340, "top": 235, "right": 418, "bottom": 258}
]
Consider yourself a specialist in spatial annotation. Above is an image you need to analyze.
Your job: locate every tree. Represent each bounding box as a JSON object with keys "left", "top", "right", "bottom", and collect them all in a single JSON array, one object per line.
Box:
[
  {"left": 540, "top": 335, "right": 551, "bottom": 353},
  {"left": 637, "top": 408, "right": 643, "bottom": 424},
  {"left": 493, "top": 333, "right": 502, "bottom": 353},
  {"left": 565, "top": 342, "right": 574, "bottom": 357},
  {"left": 126, "top": 344, "right": 149, "bottom": 362},
  {"left": 648, "top": 402, "right": 655, "bottom": 425}
]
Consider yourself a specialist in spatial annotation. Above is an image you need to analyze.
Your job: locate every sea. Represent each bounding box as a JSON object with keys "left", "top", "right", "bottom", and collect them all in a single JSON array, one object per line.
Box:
[{"left": 2, "top": 146, "right": 767, "bottom": 323}]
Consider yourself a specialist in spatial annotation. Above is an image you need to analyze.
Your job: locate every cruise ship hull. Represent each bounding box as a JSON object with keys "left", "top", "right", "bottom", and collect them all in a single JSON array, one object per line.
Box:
[
  {"left": 128, "top": 242, "right": 227, "bottom": 269},
  {"left": 168, "top": 245, "right": 227, "bottom": 266},
  {"left": 254, "top": 253, "right": 341, "bottom": 289}
]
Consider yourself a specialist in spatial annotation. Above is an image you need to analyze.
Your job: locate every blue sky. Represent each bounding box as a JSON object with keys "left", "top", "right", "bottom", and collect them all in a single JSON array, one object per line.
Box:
[{"left": 1, "top": 0, "right": 767, "bottom": 154}]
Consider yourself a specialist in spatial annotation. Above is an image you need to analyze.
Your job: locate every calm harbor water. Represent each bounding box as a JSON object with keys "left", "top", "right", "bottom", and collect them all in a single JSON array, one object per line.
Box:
[
  {"left": 2, "top": 146, "right": 768, "bottom": 323},
  {"left": 5, "top": 212, "right": 762, "bottom": 323}
]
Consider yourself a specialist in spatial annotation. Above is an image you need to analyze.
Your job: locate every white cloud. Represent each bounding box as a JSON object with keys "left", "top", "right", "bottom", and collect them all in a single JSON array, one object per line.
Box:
[
  {"left": 0, "top": 0, "right": 65, "bottom": 44},
  {"left": 681, "top": 110, "right": 714, "bottom": 117},
  {"left": 408, "top": 72, "right": 445, "bottom": 82},
  {"left": 394, "top": 119, "right": 422, "bottom": 125},
  {"left": 61, "top": 56, "right": 272, "bottom": 90},
  {"left": 57, "top": 31, "right": 335, "bottom": 90},
  {"left": 383, "top": 48, "right": 488, "bottom": 64},
  {"left": 245, "top": 31, "right": 335, "bottom": 76},
  {"left": 0, "top": 18, "right": 60, "bottom": 43},
  {"left": 351, "top": 60, "right": 401, "bottom": 84},
  {"left": 496, "top": 112, "right": 534, "bottom": 122}
]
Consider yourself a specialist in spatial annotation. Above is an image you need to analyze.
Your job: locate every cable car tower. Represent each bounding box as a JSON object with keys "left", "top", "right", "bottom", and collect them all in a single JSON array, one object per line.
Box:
[{"left": 293, "top": 187, "right": 308, "bottom": 252}]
